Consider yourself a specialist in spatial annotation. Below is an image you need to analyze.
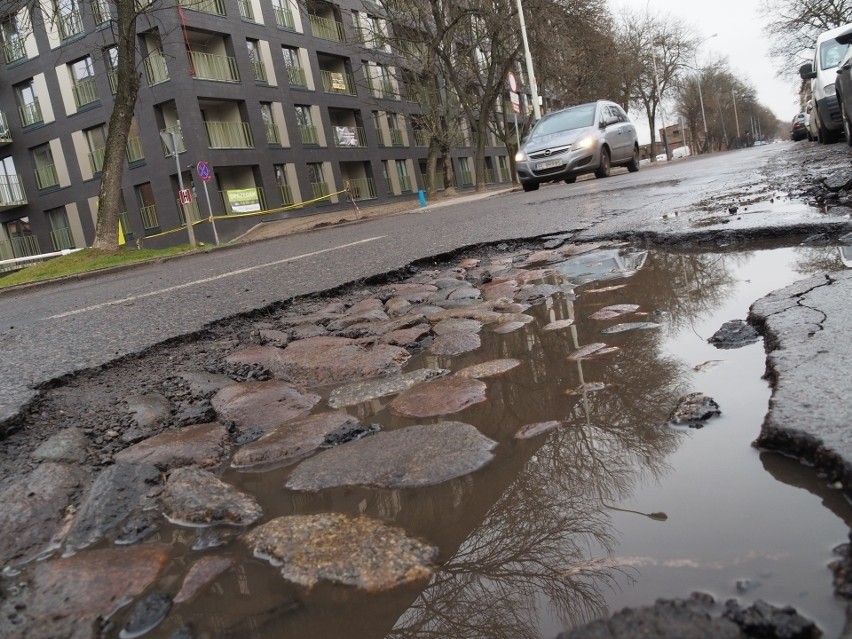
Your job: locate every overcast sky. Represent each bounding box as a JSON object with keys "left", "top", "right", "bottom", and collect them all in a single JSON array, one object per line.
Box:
[{"left": 610, "top": 0, "right": 805, "bottom": 142}]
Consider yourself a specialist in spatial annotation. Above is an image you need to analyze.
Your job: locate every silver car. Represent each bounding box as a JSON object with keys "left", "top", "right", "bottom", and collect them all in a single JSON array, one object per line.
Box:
[{"left": 514, "top": 100, "right": 640, "bottom": 192}]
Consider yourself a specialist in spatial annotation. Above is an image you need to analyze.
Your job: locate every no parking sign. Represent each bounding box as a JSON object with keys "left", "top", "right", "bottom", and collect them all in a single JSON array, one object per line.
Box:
[{"left": 196, "top": 161, "right": 211, "bottom": 181}]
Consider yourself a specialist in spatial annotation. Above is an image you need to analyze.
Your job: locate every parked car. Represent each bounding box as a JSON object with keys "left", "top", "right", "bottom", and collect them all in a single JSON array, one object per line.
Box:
[
  {"left": 671, "top": 146, "right": 690, "bottom": 158},
  {"left": 791, "top": 112, "right": 808, "bottom": 141},
  {"left": 834, "top": 27, "right": 852, "bottom": 145},
  {"left": 799, "top": 23, "right": 852, "bottom": 143},
  {"left": 514, "top": 100, "right": 639, "bottom": 192}
]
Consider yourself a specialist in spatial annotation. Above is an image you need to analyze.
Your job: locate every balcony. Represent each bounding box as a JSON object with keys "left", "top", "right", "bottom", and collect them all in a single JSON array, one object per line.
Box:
[
  {"left": 0, "top": 235, "right": 39, "bottom": 260},
  {"left": 88, "top": 147, "right": 106, "bottom": 173},
  {"left": 286, "top": 65, "right": 307, "bottom": 87},
  {"left": 179, "top": 0, "right": 226, "bottom": 17},
  {"left": 237, "top": 0, "right": 254, "bottom": 20},
  {"left": 309, "top": 14, "right": 345, "bottom": 42},
  {"left": 265, "top": 122, "right": 281, "bottom": 145},
  {"left": 389, "top": 128, "right": 404, "bottom": 146},
  {"left": 189, "top": 51, "right": 239, "bottom": 83},
  {"left": 0, "top": 174, "right": 26, "bottom": 209},
  {"left": 72, "top": 78, "right": 100, "bottom": 109},
  {"left": 345, "top": 177, "right": 376, "bottom": 201},
  {"left": 298, "top": 124, "right": 318, "bottom": 145},
  {"left": 19, "top": 100, "right": 43, "bottom": 127},
  {"left": 50, "top": 227, "right": 74, "bottom": 251},
  {"left": 160, "top": 125, "right": 186, "bottom": 155},
  {"left": 0, "top": 112, "right": 11, "bottom": 145},
  {"left": 278, "top": 184, "right": 293, "bottom": 205},
  {"left": 144, "top": 50, "right": 169, "bottom": 85},
  {"left": 310, "top": 181, "right": 330, "bottom": 200},
  {"left": 34, "top": 164, "right": 59, "bottom": 190},
  {"left": 57, "top": 10, "right": 83, "bottom": 40},
  {"left": 458, "top": 169, "right": 473, "bottom": 187},
  {"left": 333, "top": 126, "right": 366, "bottom": 147},
  {"left": 140, "top": 204, "right": 159, "bottom": 230},
  {"left": 398, "top": 174, "right": 413, "bottom": 192},
  {"left": 371, "top": 78, "right": 396, "bottom": 99},
  {"left": 414, "top": 130, "right": 429, "bottom": 147},
  {"left": 2, "top": 37, "right": 25, "bottom": 64},
  {"left": 126, "top": 137, "right": 144, "bottom": 163},
  {"left": 274, "top": 6, "right": 295, "bottom": 30},
  {"left": 204, "top": 121, "right": 253, "bottom": 148},
  {"left": 320, "top": 70, "right": 356, "bottom": 95},
  {"left": 252, "top": 59, "right": 267, "bottom": 83},
  {"left": 484, "top": 168, "right": 496, "bottom": 184}
]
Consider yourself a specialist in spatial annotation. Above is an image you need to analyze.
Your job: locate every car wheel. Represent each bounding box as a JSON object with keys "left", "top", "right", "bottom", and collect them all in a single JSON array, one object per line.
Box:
[
  {"left": 564, "top": 176, "right": 576, "bottom": 184},
  {"left": 842, "top": 103, "right": 852, "bottom": 146},
  {"left": 626, "top": 146, "right": 640, "bottom": 172},
  {"left": 594, "top": 147, "right": 611, "bottom": 179},
  {"left": 818, "top": 118, "right": 837, "bottom": 144},
  {"left": 522, "top": 182, "right": 539, "bottom": 192}
]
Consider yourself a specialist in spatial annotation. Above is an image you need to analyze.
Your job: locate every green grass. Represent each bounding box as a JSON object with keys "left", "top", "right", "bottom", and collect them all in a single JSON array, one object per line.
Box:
[{"left": 0, "top": 246, "right": 196, "bottom": 288}]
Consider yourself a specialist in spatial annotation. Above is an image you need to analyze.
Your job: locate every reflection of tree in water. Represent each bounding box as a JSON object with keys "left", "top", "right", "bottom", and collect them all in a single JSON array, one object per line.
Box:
[{"left": 789, "top": 246, "right": 843, "bottom": 276}]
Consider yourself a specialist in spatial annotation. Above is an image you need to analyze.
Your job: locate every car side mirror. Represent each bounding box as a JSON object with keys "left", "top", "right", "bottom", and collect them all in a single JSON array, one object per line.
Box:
[{"left": 799, "top": 62, "right": 816, "bottom": 79}]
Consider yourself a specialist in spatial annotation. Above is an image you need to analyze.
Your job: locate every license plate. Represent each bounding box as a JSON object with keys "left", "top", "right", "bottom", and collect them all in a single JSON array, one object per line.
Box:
[{"left": 537, "top": 159, "right": 564, "bottom": 170}]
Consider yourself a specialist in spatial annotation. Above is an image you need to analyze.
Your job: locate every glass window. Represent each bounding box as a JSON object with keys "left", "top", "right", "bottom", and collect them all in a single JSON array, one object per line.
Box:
[
  {"left": 282, "top": 46, "right": 299, "bottom": 67},
  {"left": 294, "top": 105, "right": 312, "bottom": 126},
  {"left": 70, "top": 56, "right": 94, "bottom": 81},
  {"left": 530, "top": 103, "right": 596, "bottom": 138}
]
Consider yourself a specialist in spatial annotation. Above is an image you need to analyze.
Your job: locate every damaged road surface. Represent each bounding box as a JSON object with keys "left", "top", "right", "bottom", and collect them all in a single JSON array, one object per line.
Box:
[{"left": 2, "top": 142, "right": 852, "bottom": 638}]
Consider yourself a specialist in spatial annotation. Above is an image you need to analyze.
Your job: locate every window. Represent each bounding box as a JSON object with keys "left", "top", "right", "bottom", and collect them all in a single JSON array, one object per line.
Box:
[
  {"left": 46, "top": 206, "right": 74, "bottom": 250},
  {"left": 274, "top": 164, "right": 292, "bottom": 204},
  {"left": 32, "top": 143, "right": 58, "bottom": 190},
  {"left": 91, "top": 0, "right": 111, "bottom": 25},
  {"left": 307, "top": 162, "right": 327, "bottom": 199},
  {"left": 3, "top": 217, "right": 39, "bottom": 258},
  {"left": 104, "top": 46, "right": 118, "bottom": 94},
  {"left": 458, "top": 157, "right": 473, "bottom": 186},
  {"left": 282, "top": 46, "right": 306, "bottom": 87},
  {"left": 387, "top": 113, "right": 403, "bottom": 146},
  {"left": 85, "top": 124, "right": 107, "bottom": 173},
  {"left": 1, "top": 10, "right": 27, "bottom": 63},
  {"left": 69, "top": 56, "right": 99, "bottom": 109},
  {"left": 272, "top": 0, "right": 295, "bottom": 30},
  {"left": 260, "top": 103, "right": 279, "bottom": 144},
  {"left": 0, "top": 156, "right": 25, "bottom": 206},
  {"left": 247, "top": 39, "right": 266, "bottom": 82},
  {"left": 55, "top": 0, "right": 83, "bottom": 40},
  {"left": 15, "top": 79, "right": 41, "bottom": 127},
  {"left": 395, "top": 159, "right": 411, "bottom": 192},
  {"left": 135, "top": 182, "right": 158, "bottom": 230},
  {"left": 295, "top": 105, "right": 317, "bottom": 144}
]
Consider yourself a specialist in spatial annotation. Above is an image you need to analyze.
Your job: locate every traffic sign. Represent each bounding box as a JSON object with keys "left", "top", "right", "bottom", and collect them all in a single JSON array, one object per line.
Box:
[
  {"left": 510, "top": 91, "right": 520, "bottom": 114},
  {"left": 179, "top": 189, "right": 192, "bottom": 204},
  {"left": 508, "top": 71, "right": 517, "bottom": 93},
  {"left": 196, "top": 161, "right": 211, "bottom": 181}
]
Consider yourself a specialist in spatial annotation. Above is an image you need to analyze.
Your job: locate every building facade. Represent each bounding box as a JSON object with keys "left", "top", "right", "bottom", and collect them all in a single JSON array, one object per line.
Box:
[{"left": 0, "top": 0, "right": 511, "bottom": 256}]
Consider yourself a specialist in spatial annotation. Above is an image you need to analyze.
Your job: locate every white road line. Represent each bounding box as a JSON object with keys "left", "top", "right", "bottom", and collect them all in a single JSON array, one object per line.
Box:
[{"left": 46, "top": 236, "right": 386, "bottom": 320}]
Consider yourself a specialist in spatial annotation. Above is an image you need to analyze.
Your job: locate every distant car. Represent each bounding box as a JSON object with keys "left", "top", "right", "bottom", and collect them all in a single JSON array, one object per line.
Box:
[
  {"left": 791, "top": 113, "right": 808, "bottom": 141},
  {"left": 834, "top": 27, "right": 852, "bottom": 145},
  {"left": 753, "top": 140, "right": 768, "bottom": 146},
  {"left": 514, "top": 100, "right": 640, "bottom": 192}
]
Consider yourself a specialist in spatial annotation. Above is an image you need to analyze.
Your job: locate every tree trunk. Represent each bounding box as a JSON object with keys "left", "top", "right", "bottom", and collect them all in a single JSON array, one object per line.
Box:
[
  {"left": 92, "top": 2, "right": 139, "bottom": 250},
  {"left": 474, "top": 117, "right": 488, "bottom": 193},
  {"left": 441, "top": 145, "right": 457, "bottom": 196},
  {"left": 426, "top": 144, "right": 439, "bottom": 199}
]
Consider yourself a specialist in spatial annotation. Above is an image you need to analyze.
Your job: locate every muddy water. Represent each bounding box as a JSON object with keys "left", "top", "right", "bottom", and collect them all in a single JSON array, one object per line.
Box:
[{"left": 144, "top": 243, "right": 852, "bottom": 639}]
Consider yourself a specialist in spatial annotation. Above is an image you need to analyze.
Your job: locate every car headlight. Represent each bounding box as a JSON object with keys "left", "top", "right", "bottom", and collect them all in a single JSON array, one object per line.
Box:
[
  {"left": 825, "top": 83, "right": 836, "bottom": 96},
  {"left": 515, "top": 150, "right": 527, "bottom": 162},
  {"left": 572, "top": 136, "right": 595, "bottom": 150}
]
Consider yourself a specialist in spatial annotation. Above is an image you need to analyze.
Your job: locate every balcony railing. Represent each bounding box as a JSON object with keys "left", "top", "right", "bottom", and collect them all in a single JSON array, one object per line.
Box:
[
  {"left": 310, "top": 181, "right": 330, "bottom": 200},
  {"left": 144, "top": 51, "right": 169, "bottom": 85},
  {"left": 34, "top": 164, "right": 59, "bottom": 190},
  {"left": 265, "top": 122, "right": 281, "bottom": 145},
  {"left": 389, "top": 128, "right": 404, "bottom": 146},
  {"left": 375, "top": 127, "right": 386, "bottom": 146},
  {"left": 299, "top": 124, "right": 318, "bottom": 145},
  {"left": 414, "top": 130, "right": 429, "bottom": 147},
  {"left": 0, "top": 174, "right": 26, "bottom": 207},
  {"left": 404, "top": 82, "right": 420, "bottom": 103},
  {"left": 278, "top": 184, "right": 293, "bottom": 205},
  {"left": 204, "top": 121, "right": 254, "bottom": 148},
  {"left": 118, "top": 210, "right": 131, "bottom": 236},
  {"left": 371, "top": 78, "right": 395, "bottom": 99},
  {"left": 140, "top": 204, "right": 159, "bottom": 229},
  {"left": 333, "top": 126, "right": 366, "bottom": 147},
  {"left": 126, "top": 137, "right": 144, "bottom": 163},
  {"left": 320, "top": 70, "right": 356, "bottom": 95},
  {"left": 309, "top": 14, "right": 345, "bottom": 42},
  {"left": 458, "top": 169, "right": 473, "bottom": 186},
  {"left": 398, "top": 174, "right": 413, "bottom": 192},
  {"left": 72, "top": 78, "right": 100, "bottom": 109},
  {"left": 219, "top": 187, "right": 266, "bottom": 214},
  {"left": 0, "top": 112, "right": 11, "bottom": 144},
  {"left": 92, "top": 1, "right": 111, "bottom": 25},
  {"left": 345, "top": 177, "right": 376, "bottom": 201},
  {"left": 19, "top": 100, "right": 43, "bottom": 127},
  {"left": 88, "top": 147, "right": 106, "bottom": 173},
  {"left": 2, "top": 37, "right": 25, "bottom": 64},
  {"left": 499, "top": 167, "right": 511, "bottom": 182},
  {"left": 484, "top": 168, "right": 496, "bottom": 184},
  {"left": 237, "top": 0, "right": 254, "bottom": 20},
  {"left": 189, "top": 50, "right": 239, "bottom": 82},
  {"left": 286, "top": 65, "right": 307, "bottom": 87},
  {"left": 57, "top": 10, "right": 83, "bottom": 40},
  {"left": 178, "top": 0, "right": 226, "bottom": 16},
  {"left": 107, "top": 69, "right": 118, "bottom": 94},
  {"left": 274, "top": 5, "right": 295, "bottom": 30},
  {"left": 160, "top": 125, "right": 186, "bottom": 155},
  {"left": 2, "top": 235, "right": 39, "bottom": 259},
  {"left": 251, "top": 59, "right": 267, "bottom": 83},
  {"left": 50, "top": 227, "right": 75, "bottom": 251}
]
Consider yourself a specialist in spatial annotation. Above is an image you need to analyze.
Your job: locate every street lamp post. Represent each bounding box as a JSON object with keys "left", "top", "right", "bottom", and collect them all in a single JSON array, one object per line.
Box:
[{"left": 515, "top": 0, "right": 541, "bottom": 121}]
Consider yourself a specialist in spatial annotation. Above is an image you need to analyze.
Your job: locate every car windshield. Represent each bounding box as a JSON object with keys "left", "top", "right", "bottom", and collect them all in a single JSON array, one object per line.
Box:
[
  {"left": 529, "top": 104, "right": 596, "bottom": 139},
  {"left": 820, "top": 39, "right": 849, "bottom": 70}
]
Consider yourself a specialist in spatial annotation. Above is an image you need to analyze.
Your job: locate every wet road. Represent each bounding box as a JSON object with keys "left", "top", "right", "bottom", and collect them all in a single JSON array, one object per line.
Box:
[{"left": 0, "top": 143, "right": 847, "bottom": 423}]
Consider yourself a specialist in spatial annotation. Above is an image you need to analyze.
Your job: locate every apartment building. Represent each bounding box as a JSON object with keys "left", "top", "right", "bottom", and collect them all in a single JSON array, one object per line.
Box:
[{"left": 0, "top": 0, "right": 512, "bottom": 257}]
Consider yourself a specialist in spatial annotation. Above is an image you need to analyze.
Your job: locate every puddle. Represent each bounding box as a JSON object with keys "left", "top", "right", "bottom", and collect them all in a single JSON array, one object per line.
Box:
[{"left": 11, "top": 242, "right": 852, "bottom": 638}]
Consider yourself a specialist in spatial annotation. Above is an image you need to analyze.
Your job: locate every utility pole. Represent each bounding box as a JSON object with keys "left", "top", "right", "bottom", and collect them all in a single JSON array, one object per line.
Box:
[
  {"left": 652, "top": 54, "right": 669, "bottom": 159},
  {"left": 515, "top": 0, "right": 540, "bottom": 121},
  {"left": 159, "top": 125, "right": 196, "bottom": 247},
  {"left": 731, "top": 89, "right": 741, "bottom": 148}
]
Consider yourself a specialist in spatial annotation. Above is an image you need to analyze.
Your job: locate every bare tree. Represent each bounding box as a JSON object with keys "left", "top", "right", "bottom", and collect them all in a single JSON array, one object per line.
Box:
[{"left": 760, "top": 0, "right": 852, "bottom": 76}]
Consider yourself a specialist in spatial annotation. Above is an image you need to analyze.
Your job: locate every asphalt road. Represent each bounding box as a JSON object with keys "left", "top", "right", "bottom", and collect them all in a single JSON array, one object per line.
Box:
[{"left": 1, "top": 143, "right": 848, "bottom": 424}]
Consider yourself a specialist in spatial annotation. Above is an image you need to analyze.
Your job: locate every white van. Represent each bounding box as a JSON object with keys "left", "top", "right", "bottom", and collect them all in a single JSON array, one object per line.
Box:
[{"left": 799, "top": 23, "right": 852, "bottom": 143}]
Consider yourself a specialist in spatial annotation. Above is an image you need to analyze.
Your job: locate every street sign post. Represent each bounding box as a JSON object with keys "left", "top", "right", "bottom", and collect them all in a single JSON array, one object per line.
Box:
[
  {"left": 508, "top": 73, "right": 520, "bottom": 152},
  {"left": 160, "top": 128, "right": 196, "bottom": 247},
  {"left": 193, "top": 161, "right": 218, "bottom": 245},
  {"left": 196, "top": 161, "right": 211, "bottom": 181}
]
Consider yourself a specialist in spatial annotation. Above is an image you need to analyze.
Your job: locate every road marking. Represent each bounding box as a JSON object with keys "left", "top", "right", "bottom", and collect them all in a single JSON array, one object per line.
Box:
[{"left": 46, "top": 236, "right": 386, "bottom": 320}]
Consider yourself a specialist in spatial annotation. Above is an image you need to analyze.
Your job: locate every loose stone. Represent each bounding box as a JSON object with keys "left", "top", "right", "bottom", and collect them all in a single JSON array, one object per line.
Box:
[
  {"left": 428, "top": 331, "right": 481, "bottom": 356},
  {"left": 455, "top": 359, "right": 522, "bottom": 379},
  {"left": 390, "top": 376, "right": 487, "bottom": 418},
  {"left": 328, "top": 368, "right": 449, "bottom": 408},
  {"left": 160, "top": 467, "right": 263, "bottom": 527},
  {"left": 708, "top": 319, "right": 760, "bottom": 349},
  {"left": 126, "top": 393, "right": 171, "bottom": 430},
  {"left": 666, "top": 393, "right": 721, "bottom": 429},
  {"left": 115, "top": 422, "right": 231, "bottom": 471},
  {"left": 121, "top": 592, "right": 172, "bottom": 639},
  {"left": 211, "top": 381, "right": 320, "bottom": 435},
  {"left": 31, "top": 427, "right": 89, "bottom": 464},
  {"left": 175, "top": 556, "right": 237, "bottom": 603}
]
